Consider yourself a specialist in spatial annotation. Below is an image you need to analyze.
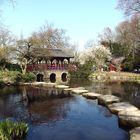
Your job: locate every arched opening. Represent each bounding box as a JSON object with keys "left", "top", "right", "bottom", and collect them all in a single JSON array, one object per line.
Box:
[
  {"left": 50, "top": 73, "right": 56, "bottom": 83},
  {"left": 61, "top": 73, "right": 67, "bottom": 82},
  {"left": 37, "top": 74, "right": 44, "bottom": 82}
]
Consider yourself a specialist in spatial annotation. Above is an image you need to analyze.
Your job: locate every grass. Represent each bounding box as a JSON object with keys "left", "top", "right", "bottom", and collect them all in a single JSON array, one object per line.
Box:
[{"left": 0, "top": 120, "right": 28, "bottom": 140}]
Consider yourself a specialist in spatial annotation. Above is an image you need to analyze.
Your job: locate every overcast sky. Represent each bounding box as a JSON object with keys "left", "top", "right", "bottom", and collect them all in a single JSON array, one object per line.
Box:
[{"left": 1, "top": 0, "right": 124, "bottom": 50}]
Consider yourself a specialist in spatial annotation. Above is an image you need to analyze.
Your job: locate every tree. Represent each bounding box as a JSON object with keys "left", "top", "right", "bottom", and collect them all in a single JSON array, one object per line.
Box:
[
  {"left": 31, "top": 23, "right": 70, "bottom": 48},
  {"left": 15, "top": 23, "right": 71, "bottom": 74},
  {"left": 117, "top": 0, "right": 140, "bottom": 15},
  {"left": 115, "top": 15, "right": 140, "bottom": 70},
  {"left": 0, "top": 25, "right": 16, "bottom": 70},
  {"left": 15, "top": 39, "right": 34, "bottom": 74},
  {"left": 83, "top": 45, "right": 111, "bottom": 72}
]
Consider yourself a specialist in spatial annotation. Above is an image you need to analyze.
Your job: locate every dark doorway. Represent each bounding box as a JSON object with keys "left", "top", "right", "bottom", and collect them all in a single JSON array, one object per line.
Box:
[
  {"left": 50, "top": 73, "right": 56, "bottom": 83},
  {"left": 61, "top": 73, "right": 67, "bottom": 82},
  {"left": 37, "top": 74, "right": 44, "bottom": 82}
]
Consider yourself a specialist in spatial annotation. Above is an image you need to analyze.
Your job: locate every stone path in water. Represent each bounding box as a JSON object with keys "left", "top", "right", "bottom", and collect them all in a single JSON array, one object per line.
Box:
[{"left": 58, "top": 85, "right": 140, "bottom": 140}]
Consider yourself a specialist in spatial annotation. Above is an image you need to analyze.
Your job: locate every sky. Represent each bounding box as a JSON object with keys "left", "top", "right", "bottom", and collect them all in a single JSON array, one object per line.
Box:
[{"left": 1, "top": 0, "right": 124, "bottom": 50}]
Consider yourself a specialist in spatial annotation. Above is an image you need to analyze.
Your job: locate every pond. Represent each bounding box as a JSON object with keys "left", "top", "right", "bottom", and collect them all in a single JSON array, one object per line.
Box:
[
  {"left": 1, "top": 80, "right": 139, "bottom": 140},
  {"left": 70, "top": 79, "right": 140, "bottom": 109}
]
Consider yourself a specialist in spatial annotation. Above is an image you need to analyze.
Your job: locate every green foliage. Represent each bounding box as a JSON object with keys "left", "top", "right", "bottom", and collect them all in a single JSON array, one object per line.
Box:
[
  {"left": 21, "top": 73, "right": 36, "bottom": 82},
  {"left": 0, "top": 80, "right": 5, "bottom": 87},
  {"left": 70, "top": 61, "right": 93, "bottom": 78},
  {"left": 0, "top": 71, "right": 36, "bottom": 84},
  {"left": 0, "top": 120, "right": 28, "bottom": 140}
]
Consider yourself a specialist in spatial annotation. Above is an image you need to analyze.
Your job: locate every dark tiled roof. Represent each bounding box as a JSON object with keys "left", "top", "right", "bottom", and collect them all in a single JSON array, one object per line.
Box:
[{"left": 33, "top": 48, "right": 74, "bottom": 58}]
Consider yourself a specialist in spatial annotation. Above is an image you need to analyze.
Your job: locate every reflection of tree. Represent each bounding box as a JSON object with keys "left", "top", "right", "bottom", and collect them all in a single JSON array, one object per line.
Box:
[
  {"left": 0, "top": 86, "right": 76, "bottom": 125},
  {"left": 121, "top": 82, "right": 140, "bottom": 108},
  {"left": 20, "top": 86, "right": 75, "bottom": 124},
  {"left": 20, "top": 86, "right": 72, "bottom": 103},
  {"left": 28, "top": 97, "right": 74, "bottom": 124}
]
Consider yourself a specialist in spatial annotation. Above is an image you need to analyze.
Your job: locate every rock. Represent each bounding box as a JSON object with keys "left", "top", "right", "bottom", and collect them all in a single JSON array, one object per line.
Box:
[
  {"left": 98, "top": 95, "right": 120, "bottom": 105},
  {"left": 108, "top": 102, "right": 139, "bottom": 114},
  {"left": 70, "top": 87, "right": 86, "bottom": 90},
  {"left": 118, "top": 110, "right": 140, "bottom": 128},
  {"left": 63, "top": 88, "right": 72, "bottom": 96},
  {"left": 55, "top": 85, "right": 69, "bottom": 89},
  {"left": 63, "top": 88, "right": 71, "bottom": 91},
  {"left": 130, "top": 127, "right": 140, "bottom": 140},
  {"left": 71, "top": 89, "right": 89, "bottom": 94},
  {"left": 82, "top": 92, "right": 101, "bottom": 99}
]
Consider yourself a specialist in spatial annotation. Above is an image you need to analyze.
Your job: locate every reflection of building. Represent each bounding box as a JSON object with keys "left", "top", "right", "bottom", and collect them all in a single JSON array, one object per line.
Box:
[{"left": 27, "top": 49, "right": 74, "bottom": 83}]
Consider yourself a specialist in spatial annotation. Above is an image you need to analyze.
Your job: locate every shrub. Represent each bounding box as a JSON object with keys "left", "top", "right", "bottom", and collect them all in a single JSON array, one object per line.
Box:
[
  {"left": 0, "top": 80, "right": 5, "bottom": 87},
  {"left": 0, "top": 120, "right": 28, "bottom": 140},
  {"left": 69, "top": 62, "right": 93, "bottom": 78},
  {"left": 21, "top": 73, "right": 36, "bottom": 82}
]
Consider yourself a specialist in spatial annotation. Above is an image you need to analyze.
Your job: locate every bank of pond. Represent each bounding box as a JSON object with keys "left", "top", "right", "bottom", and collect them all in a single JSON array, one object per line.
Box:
[{"left": 0, "top": 81, "right": 140, "bottom": 140}]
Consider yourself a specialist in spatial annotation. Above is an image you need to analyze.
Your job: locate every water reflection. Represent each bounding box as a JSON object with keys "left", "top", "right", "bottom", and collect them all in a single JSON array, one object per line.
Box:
[
  {"left": 0, "top": 86, "right": 128, "bottom": 140},
  {"left": 70, "top": 79, "right": 140, "bottom": 109}
]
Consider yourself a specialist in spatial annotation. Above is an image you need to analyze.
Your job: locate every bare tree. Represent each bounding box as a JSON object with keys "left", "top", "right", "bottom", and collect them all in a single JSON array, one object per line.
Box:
[
  {"left": 0, "top": 25, "right": 16, "bottom": 70},
  {"left": 117, "top": 0, "right": 140, "bottom": 15},
  {"left": 31, "top": 23, "right": 70, "bottom": 48}
]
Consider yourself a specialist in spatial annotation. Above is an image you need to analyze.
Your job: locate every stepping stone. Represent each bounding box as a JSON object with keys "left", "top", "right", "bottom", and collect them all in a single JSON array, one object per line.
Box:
[
  {"left": 70, "top": 87, "right": 85, "bottom": 90},
  {"left": 63, "top": 88, "right": 71, "bottom": 91},
  {"left": 55, "top": 85, "right": 69, "bottom": 89},
  {"left": 63, "top": 88, "right": 72, "bottom": 95},
  {"left": 98, "top": 95, "right": 120, "bottom": 105},
  {"left": 82, "top": 92, "right": 101, "bottom": 99},
  {"left": 130, "top": 127, "right": 140, "bottom": 140},
  {"left": 108, "top": 102, "right": 139, "bottom": 114},
  {"left": 71, "top": 89, "right": 89, "bottom": 94},
  {"left": 118, "top": 110, "right": 140, "bottom": 128}
]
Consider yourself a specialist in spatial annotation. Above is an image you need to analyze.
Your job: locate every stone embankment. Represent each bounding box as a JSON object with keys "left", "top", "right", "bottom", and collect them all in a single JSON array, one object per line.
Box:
[
  {"left": 89, "top": 72, "right": 140, "bottom": 82},
  {"left": 59, "top": 85, "right": 140, "bottom": 140}
]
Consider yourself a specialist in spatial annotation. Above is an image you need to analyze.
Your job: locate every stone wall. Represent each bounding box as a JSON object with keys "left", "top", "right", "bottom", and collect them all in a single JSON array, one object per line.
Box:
[{"left": 34, "top": 70, "right": 69, "bottom": 84}]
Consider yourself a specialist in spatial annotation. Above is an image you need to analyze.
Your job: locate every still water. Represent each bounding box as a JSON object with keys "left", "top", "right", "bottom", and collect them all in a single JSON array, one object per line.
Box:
[
  {"left": 70, "top": 79, "right": 140, "bottom": 109},
  {"left": 0, "top": 81, "right": 136, "bottom": 140}
]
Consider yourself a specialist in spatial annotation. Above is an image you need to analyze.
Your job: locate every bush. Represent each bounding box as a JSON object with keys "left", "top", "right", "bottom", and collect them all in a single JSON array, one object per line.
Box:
[
  {"left": 0, "top": 80, "right": 5, "bottom": 87},
  {"left": 0, "top": 120, "right": 28, "bottom": 140},
  {"left": 21, "top": 73, "right": 36, "bottom": 82},
  {"left": 69, "top": 62, "right": 93, "bottom": 78},
  {"left": 0, "top": 71, "right": 36, "bottom": 84}
]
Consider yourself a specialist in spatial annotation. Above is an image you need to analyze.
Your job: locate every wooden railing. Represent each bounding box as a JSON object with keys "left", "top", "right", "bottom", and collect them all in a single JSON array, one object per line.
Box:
[{"left": 27, "top": 64, "right": 69, "bottom": 71}]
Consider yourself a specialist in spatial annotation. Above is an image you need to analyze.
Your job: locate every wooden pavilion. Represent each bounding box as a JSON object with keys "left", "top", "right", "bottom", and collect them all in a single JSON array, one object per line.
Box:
[{"left": 27, "top": 48, "right": 74, "bottom": 83}]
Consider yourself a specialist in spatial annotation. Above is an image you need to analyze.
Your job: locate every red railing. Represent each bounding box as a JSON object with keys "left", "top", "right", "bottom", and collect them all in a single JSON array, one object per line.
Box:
[{"left": 27, "top": 64, "right": 69, "bottom": 71}]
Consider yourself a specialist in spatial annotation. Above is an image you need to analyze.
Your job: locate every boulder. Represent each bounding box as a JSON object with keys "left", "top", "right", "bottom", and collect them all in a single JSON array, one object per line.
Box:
[
  {"left": 98, "top": 95, "right": 120, "bottom": 105},
  {"left": 71, "top": 89, "right": 89, "bottom": 94},
  {"left": 82, "top": 92, "right": 101, "bottom": 99},
  {"left": 108, "top": 102, "right": 139, "bottom": 114},
  {"left": 55, "top": 85, "right": 69, "bottom": 89},
  {"left": 118, "top": 110, "right": 140, "bottom": 128},
  {"left": 130, "top": 127, "right": 140, "bottom": 140}
]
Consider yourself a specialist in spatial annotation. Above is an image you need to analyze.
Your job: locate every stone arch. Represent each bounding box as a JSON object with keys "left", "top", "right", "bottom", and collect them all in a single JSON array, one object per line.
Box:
[
  {"left": 37, "top": 73, "right": 44, "bottom": 82},
  {"left": 50, "top": 73, "right": 56, "bottom": 83},
  {"left": 61, "top": 73, "right": 67, "bottom": 82}
]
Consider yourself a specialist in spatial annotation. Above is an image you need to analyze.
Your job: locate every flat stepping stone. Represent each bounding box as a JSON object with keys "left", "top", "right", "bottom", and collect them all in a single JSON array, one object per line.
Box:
[
  {"left": 118, "top": 110, "right": 140, "bottom": 128},
  {"left": 108, "top": 102, "right": 139, "bottom": 114},
  {"left": 31, "top": 82, "right": 56, "bottom": 87},
  {"left": 98, "top": 95, "right": 120, "bottom": 105},
  {"left": 130, "top": 127, "right": 140, "bottom": 140},
  {"left": 55, "top": 85, "right": 69, "bottom": 89},
  {"left": 63, "top": 88, "right": 71, "bottom": 91},
  {"left": 71, "top": 89, "right": 89, "bottom": 94},
  {"left": 70, "top": 87, "right": 85, "bottom": 90},
  {"left": 82, "top": 92, "right": 101, "bottom": 99}
]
